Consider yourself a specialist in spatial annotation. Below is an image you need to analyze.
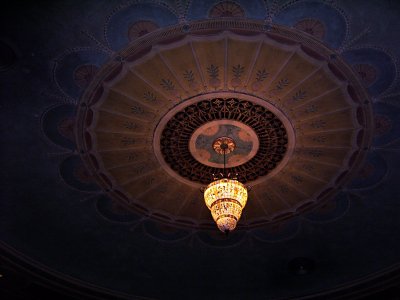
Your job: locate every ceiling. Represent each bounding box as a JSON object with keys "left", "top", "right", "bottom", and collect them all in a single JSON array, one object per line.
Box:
[{"left": 1, "top": 0, "right": 400, "bottom": 299}]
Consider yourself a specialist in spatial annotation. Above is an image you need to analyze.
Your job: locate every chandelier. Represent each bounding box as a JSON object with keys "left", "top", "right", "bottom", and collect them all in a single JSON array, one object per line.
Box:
[{"left": 203, "top": 137, "right": 248, "bottom": 233}]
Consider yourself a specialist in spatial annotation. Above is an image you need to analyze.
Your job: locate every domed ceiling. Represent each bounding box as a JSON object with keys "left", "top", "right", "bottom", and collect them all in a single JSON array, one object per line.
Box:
[
  {"left": 1, "top": 1, "right": 400, "bottom": 299},
  {"left": 77, "top": 20, "right": 371, "bottom": 229}
]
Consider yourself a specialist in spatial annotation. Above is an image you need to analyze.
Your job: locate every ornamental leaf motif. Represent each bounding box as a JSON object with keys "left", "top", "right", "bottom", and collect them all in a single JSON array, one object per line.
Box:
[
  {"left": 292, "top": 90, "right": 306, "bottom": 102},
  {"left": 143, "top": 91, "right": 157, "bottom": 102},
  {"left": 160, "top": 78, "right": 175, "bottom": 91},
  {"left": 207, "top": 64, "right": 219, "bottom": 79},
  {"left": 308, "top": 149, "right": 323, "bottom": 157},
  {"left": 183, "top": 70, "right": 195, "bottom": 83},
  {"left": 305, "top": 104, "right": 317, "bottom": 113},
  {"left": 291, "top": 175, "right": 303, "bottom": 184},
  {"left": 312, "top": 136, "right": 327, "bottom": 143},
  {"left": 131, "top": 105, "right": 144, "bottom": 114},
  {"left": 256, "top": 68, "right": 268, "bottom": 82},
  {"left": 232, "top": 64, "right": 245, "bottom": 79},
  {"left": 121, "top": 137, "right": 135, "bottom": 146},
  {"left": 276, "top": 78, "right": 289, "bottom": 90},
  {"left": 310, "top": 120, "right": 326, "bottom": 129},
  {"left": 132, "top": 164, "right": 147, "bottom": 175},
  {"left": 280, "top": 185, "right": 289, "bottom": 194},
  {"left": 145, "top": 177, "right": 155, "bottom": 186},
  {"left": 124, "top": 121, "right": 137, "bottom": 130},
  {"left": 128, "top": 153, "right": 136, "bottom": 161}
]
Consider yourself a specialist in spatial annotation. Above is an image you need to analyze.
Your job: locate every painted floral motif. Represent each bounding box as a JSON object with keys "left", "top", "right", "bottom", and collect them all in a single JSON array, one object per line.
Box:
[
  {"left": 209, "top": 1, "right": 245, "bottom": 18},
  {"left": 207, "top": 64, "right": 221, "bottom": 87},
  {"left": 207, "top": 64, "right": 219, "bottom": 79},
  {"left": 183, "top": 69, "right": 199, "bottom": 89},
  {"left": 195, "top": 124, "right": 253, "bottom": 166},
  {"left": 291, "top": 175, "right": 303, "bottom": 184},
  {"left": 128, "top": 20, "right": 159, "bottom": 41},
  {"left": 276, "top": 78, "right": 289, "bottom": 90},
  {"left": 294, "top": 18, "right": 326, "bottom": 39},
  {"left": 232, "top": 64, "right": 244, "bottom": 78},
  {"left": 143, "top": 91, "right": 157, "bottom": 103},
  {"left": 121, "top": 137, "right": 135, "bottom": 146},
  {"left": 131, "top": 105, "right": 144, "bottom": 114},
  {"left": 305, "top": 104, "right": 318, "bottom": 113},
  {"left": 292, "top": 90, "right": 306, "bottom": 102},
  {"left": 231, "top": 64, "right": 245, "bottom": 87},
  {"left": 252, "top": 68, "right": 268, "bottom": 91},
  {"left": 160, "top": 78, "right": 175, "bottom": 91},
  {"left": 308, "top": 149, "right": 323, "bottom": 158},
  {"left": 73, "top": 64, "right": 98, "bottom": 89},
  {"left": 124, "top": 121, "right": 137, "bottom": 130},
  {"left": 183, "top": 69, "right": 195, "bottom": 83},
  {"left": 310, "top": 120, "right": 326, "bottom": 129},
  {"left": 256, "top": 69, "right": 268, "bottom": 82},
  {"left": 312, "top": 135, "right": 327, "bottom": 143},
  {"left": 353, "top": 64, "right": 377, "bottom": 87}
]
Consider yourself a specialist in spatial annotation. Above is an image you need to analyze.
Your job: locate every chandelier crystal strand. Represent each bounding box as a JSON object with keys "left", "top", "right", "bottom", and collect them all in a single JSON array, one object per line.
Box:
[{"left": 204, "top": 137, "right": 248, "bottom": 233}]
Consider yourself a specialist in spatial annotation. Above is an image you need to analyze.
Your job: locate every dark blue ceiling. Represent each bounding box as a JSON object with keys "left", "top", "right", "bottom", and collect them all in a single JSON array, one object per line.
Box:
[{"left": 1, "top": 1, "right": 400, "bottom": 299}]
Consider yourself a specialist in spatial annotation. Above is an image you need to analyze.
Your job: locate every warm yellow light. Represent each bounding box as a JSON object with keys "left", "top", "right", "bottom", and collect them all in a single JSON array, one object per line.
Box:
[{"left": 204, "top": 178, "right": 248, "bottom": 232}]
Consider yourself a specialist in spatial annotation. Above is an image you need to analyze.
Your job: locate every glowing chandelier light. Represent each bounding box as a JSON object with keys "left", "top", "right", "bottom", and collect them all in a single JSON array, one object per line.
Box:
[{"left": 203, "top": 137, "right": 248, "bottom": 233}]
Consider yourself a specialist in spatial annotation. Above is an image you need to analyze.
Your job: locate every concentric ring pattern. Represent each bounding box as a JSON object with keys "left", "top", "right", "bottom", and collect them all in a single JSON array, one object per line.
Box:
[
  {"left": 159, "top": 98, "right": 288, "bottom": 184},
  {"left": 76, "top": 20, "right": 372, "bottom": 229}
]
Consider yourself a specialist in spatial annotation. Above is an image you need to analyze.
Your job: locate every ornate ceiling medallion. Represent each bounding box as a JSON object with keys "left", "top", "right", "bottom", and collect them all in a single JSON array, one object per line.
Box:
[
  {"left": 76, "top": 19, "right": 372, "bottom": 229},
  {"left": 209, "top": 1, "right": 245, "bottom": 18},
  {"left": 212, "top": 136, "right": 236, "bottom": 155},
  {"left": 189, "top": 120, "right": 259, "bottom": 168},
  {"left": 157, "top": 97, "right": 289, "bottom": 184}
]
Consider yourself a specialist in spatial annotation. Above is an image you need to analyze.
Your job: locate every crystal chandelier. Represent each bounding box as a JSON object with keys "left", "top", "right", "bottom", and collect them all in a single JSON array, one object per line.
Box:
[{"left": 203, "top": 137, "right": 248, "bottom": 233}]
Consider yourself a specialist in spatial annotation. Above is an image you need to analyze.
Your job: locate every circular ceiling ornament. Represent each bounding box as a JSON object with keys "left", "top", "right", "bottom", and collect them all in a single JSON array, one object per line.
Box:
[
  {"left": 212, "top": 136, "right": 236, "bottom": 155},
  {"left": 189, "top": 120, "right": 259, "bottom": 168},
  {"left": 353, "top": 63, "right": 377, "bottom": 87},
  {"left": 73, "top": 65, "right": 98, "bottom": 89},
  {"left": 157, "top": 97, "right": 289, "bottom": 184},
  {"left": 209, "top": 1, "right": 245, "bottom": 18},
  {"left": 76, "top": 19, "right": 373, "bottom": 229},
  {"left": 128, "top": 20, "right": 159, "bottom": 41}
]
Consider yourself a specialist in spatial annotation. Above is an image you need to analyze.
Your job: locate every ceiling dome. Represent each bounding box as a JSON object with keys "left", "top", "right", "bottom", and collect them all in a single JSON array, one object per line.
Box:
[
  {"left": 4, "top": 1, "right": 400, "bottom": 299},
  {"left": 76, "top": 19, "right": 372, "bottom": 229}
]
